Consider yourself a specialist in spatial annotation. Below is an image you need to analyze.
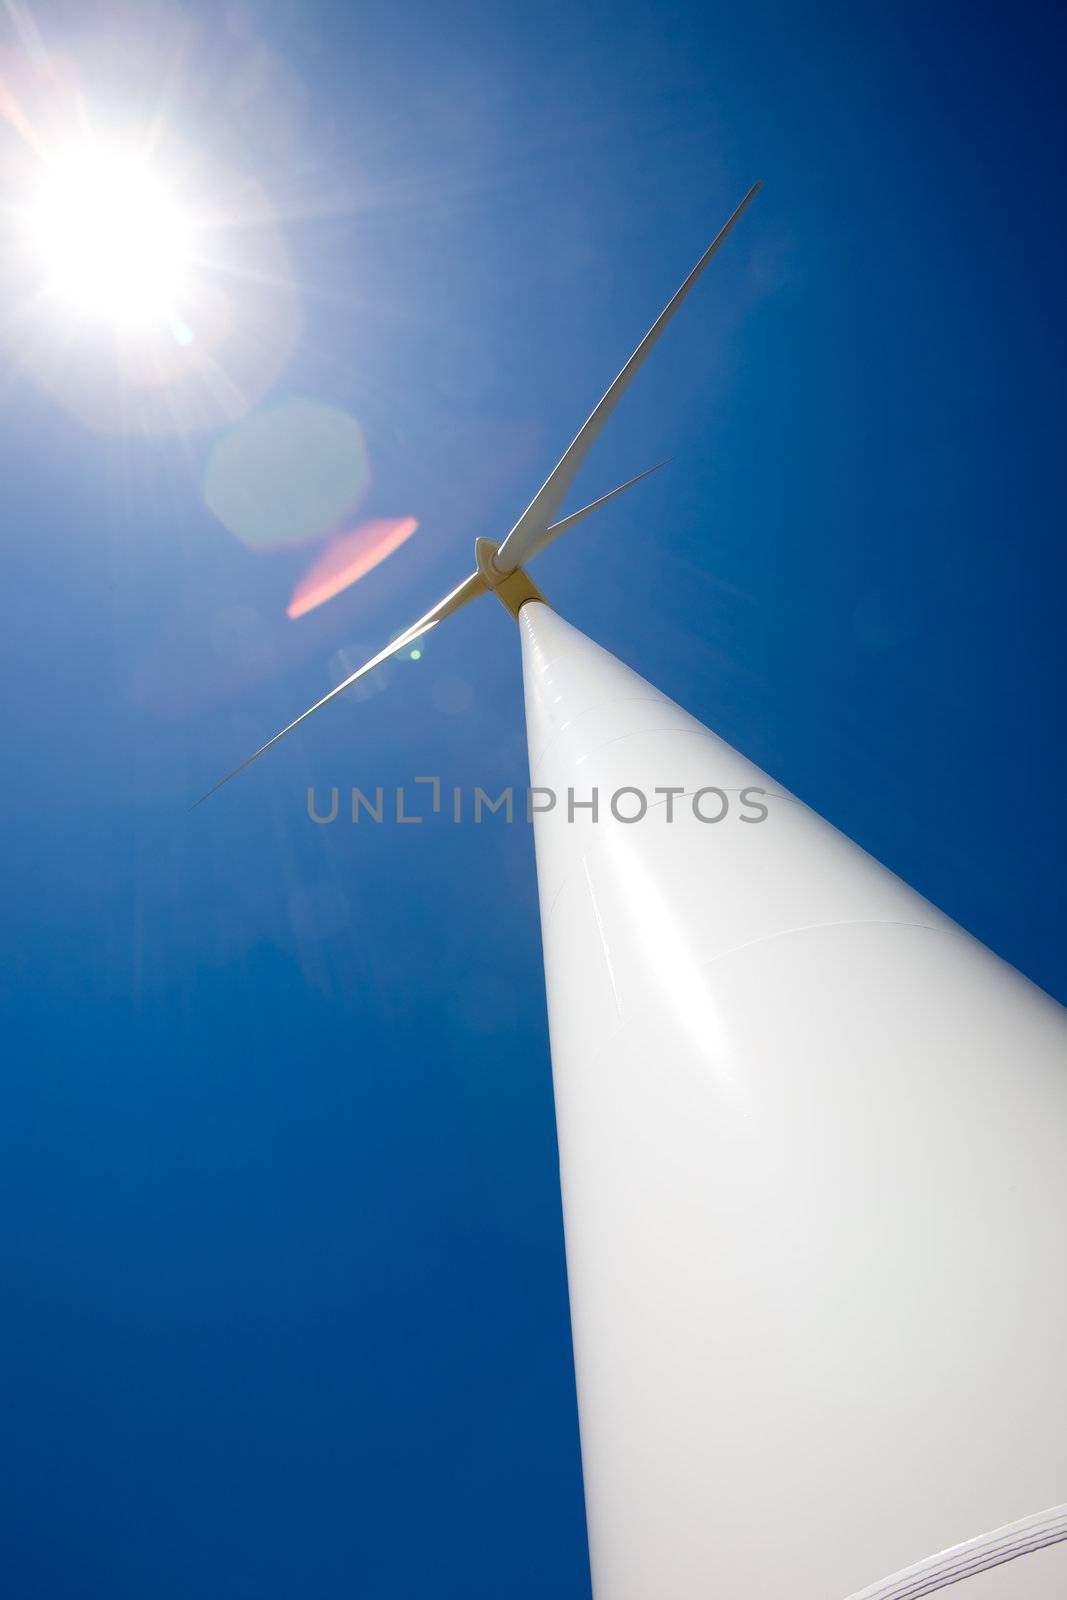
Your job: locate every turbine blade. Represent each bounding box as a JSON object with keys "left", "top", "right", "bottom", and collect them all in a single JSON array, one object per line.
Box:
[
  {"left": 521, "top": 460, "right": 668, "bottom": 563},
  {"left": 192, "top": 570, "right": 487, "bottom": 807},
  {"left": 495, "top": 182, "right": 761, "bottom": 574}
]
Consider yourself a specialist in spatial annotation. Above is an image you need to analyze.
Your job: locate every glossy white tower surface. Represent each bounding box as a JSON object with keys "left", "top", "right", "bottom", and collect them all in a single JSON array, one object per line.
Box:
[{"left": 519, "top": 600, "right": 1067, "bottom": 1600}]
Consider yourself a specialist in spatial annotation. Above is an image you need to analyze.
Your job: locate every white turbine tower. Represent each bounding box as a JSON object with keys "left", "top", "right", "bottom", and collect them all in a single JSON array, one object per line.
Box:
[{"left": 199, "top": 187, "right": 1067, "bottom": 1599}]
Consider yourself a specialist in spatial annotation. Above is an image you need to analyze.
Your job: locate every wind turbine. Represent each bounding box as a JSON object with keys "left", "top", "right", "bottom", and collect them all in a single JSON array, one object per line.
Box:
[{"left": 199, "top": 187, "right": 1067, "bottom": 1599}]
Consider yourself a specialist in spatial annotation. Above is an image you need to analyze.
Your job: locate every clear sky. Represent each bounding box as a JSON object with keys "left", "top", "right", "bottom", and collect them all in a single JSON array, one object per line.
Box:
[{"left": 2, "top": 1, "right": 1065, "bottom": 1595}]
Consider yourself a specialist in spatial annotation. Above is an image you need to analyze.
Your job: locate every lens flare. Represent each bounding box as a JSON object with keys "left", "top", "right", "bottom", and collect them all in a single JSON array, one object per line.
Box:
[
  {"left": 206, "top": 400, "right": 370, "bottom": 550},
  {"left": 287, "top": 517, "right": 419, "bottom": 619}
]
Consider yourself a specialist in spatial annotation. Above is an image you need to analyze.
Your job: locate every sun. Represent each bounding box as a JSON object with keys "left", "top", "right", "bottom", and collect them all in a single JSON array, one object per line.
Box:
[{"left": 24, "top": 144, "right": 193, "bottom": 330}]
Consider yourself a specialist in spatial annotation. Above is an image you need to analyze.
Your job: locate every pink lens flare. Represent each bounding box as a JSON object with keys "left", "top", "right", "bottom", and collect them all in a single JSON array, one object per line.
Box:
[{"left": 287, "top": 516, "right": 418, "bottom": 619}]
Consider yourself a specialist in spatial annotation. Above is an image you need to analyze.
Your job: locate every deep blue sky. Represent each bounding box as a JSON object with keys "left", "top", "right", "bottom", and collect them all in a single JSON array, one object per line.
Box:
[{"left": 2, "top": 2, "right": 1065, "bottom": 1595}]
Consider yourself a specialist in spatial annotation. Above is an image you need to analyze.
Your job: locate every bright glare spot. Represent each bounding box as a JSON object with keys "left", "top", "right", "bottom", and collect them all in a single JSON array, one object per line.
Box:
[
  {"left": 25, "top": 145, "right": 192, "bottom": 327},
  {"left": 409, "top": 649, "right": 421, "bottom": 660}
]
